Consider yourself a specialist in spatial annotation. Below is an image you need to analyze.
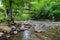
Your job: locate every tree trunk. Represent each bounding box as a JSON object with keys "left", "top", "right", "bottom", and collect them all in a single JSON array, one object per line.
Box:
[
  {"left": 5, "top": 9, "right": 9, "bottom": 19},
  {"left": 5, "top": 0, "right": 14, "bottom": 26},
  {"left": 9, "top": 0, "right": 14, "bottom": 24}
]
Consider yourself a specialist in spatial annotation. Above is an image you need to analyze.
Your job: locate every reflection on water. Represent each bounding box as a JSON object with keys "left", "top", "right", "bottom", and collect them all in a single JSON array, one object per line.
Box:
[
  {"left": 23, "top": 30, "right": 30, "bottom": 40},
  {"left": 10, "top": 32, "right": 23, "bottom": 40},
  {"left": 10, "top": 30, "right": 31, "bottom": 40},
  {"left": 10, "top": 25, "right": 34, "bottom": 40}
]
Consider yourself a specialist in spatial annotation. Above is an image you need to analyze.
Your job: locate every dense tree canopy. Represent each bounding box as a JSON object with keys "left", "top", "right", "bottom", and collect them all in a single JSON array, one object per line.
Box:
[{"left": 0, "top": 0, "right": 60, "bottom": 21}]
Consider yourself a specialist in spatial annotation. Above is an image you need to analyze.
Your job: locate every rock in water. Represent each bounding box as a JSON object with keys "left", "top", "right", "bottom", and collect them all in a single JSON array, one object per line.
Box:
[
  {"left": 13, "top": 31, "right": 18, "bottom": 34},
  {"left": 0, "top": 32, "right": 4, "bottom": 37}
]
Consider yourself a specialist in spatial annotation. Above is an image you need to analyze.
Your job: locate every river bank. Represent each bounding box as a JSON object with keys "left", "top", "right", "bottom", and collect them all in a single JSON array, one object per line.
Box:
[{"left": 0, "top": 21, "right": 60, "bottom": 40}]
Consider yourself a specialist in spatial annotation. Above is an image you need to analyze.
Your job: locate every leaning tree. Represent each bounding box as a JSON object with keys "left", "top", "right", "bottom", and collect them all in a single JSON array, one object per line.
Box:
[{"left": 2, "top": 0, "right": 31, "bottom": 26}]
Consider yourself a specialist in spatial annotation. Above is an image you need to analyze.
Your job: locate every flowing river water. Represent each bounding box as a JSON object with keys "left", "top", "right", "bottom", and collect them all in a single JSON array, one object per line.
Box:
[
  {"left": 1, "top": 21, "right": 60, "bottom": 40},
  {"left": 10, "top": 21, "right": 60, "bottom": 40},
  {"left": 10, "top": 29, "right": 35, "bottom": 40},
  {"left": 10, "top": 24, "right": 35, "bottom": 40}
]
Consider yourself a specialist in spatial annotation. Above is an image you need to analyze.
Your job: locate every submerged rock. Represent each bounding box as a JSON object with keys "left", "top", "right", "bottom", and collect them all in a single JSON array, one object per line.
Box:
[{"left": 0, "top": 32, "right": 4, "bottom": 37}]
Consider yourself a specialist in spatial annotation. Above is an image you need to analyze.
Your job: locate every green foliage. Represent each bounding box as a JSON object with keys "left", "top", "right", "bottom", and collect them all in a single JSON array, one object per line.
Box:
[
  {"left": 31, "top": 0, "right": 60, "bottom": 21},
  {"left": 0, "top": 12, "right": 5, "bottom": 20},
  {"left": 0, "top": 6, "right": 4, "bottom": 9},
  {"left": 1, "top": 0, "right": 60, "bottom": 21},
  {"left": 21, "top": 14, "right": 31, "bottom": 20},
  {"left": 14, "top": 13, "right": 32, "bottom": 20},
  {"left": 2, "top": 0, "right": 10, "bottom": 11}
]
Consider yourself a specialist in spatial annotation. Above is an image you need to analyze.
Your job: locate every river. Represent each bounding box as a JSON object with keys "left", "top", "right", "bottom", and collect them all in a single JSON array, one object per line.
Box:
[{"left": 10, "top": 24, "right": 35, "bottom": 40}]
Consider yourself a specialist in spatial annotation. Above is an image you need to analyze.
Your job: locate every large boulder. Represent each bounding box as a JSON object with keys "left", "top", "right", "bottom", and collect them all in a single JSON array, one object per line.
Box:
[{"left": 0, "top": 26, "right": 11, "bottom": 33}]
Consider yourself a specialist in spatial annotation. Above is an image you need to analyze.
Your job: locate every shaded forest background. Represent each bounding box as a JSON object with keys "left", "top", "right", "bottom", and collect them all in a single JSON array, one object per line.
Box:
[{"left": 0, "top": 0, "right": 60, "bottom": 21}]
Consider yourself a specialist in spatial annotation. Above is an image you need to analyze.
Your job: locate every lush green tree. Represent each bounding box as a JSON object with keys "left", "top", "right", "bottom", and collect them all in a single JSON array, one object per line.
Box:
[
  {"left": 1, "top": 0, "right": 60, "bottom": 21},
  {"left": 1, "top": 0, "right": 31, "bottom": 25},
  {"left": 30, "top": 0, "right": 60, "bottom": 21}
]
